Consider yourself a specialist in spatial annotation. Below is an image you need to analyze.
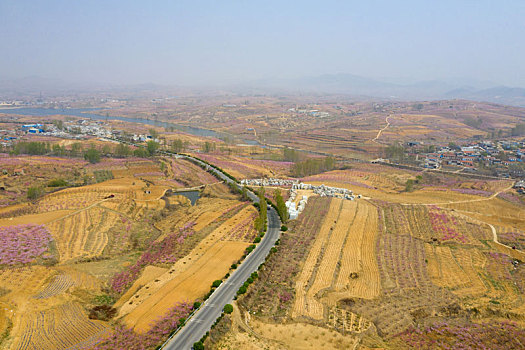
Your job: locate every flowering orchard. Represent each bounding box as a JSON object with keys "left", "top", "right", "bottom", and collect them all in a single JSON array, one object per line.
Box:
[
  {"left": 239, "top": 197, "right": 331, "bottom": 318},
  {"left": 450, "top": 188, "right": 492, "bottom": 196},
  {"left": 497, "top": 191, "right": 525, "bottom": 205},
  {"left": 0, "top": 224, "right": 54, "bottom": 266},
  {"left": 111, "top": 223, "right": 195, "bottom": 293},
  {"left": 302, "top": 170, "right": 376, "bottom": 189},
  {"left": 428, "top": 206, "right": 491, "bottom": 244},
  {"left": 94, "top": 301, "right": 193, "bottom": 350},
  {"left": 428, "top": 206, "right": 467, "bottom": 243},
  {"left": 397, "top": 321, "right": 525, "bottom": 350},
  {"left": 170, "top": 158, "right": 217, "bottom": 186},
  {"left": 498, "top": 230, "right": 525, "bottom": 250},
  {"left": 222, "top": 211, "right": 258, "bottom": 242}
]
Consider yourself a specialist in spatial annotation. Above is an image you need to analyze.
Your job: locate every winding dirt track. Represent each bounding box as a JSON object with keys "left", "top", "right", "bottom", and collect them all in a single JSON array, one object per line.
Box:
[
  {"left": 371, "top": 115, "right": 391, "bottom": 144},
  {"left": 400, "top": 185, "right": 524, "bottom": 256},
  {"left": 400, "top": 185, "right": 513, "bottom": 207}
]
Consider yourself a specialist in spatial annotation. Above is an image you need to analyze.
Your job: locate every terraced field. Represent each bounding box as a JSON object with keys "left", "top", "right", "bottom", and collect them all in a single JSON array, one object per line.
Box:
[
  {"left": 292, "top": 200, "right": 380, "bottom": 321},
  {"left": 46, "top": 207, "right": 119, "bottom": 262},
  {"left": 119, "top": 204, "right": 256, "bottom": 332},
  {"left": 13, "top": 303, "right": 109, "bottom": 350}
]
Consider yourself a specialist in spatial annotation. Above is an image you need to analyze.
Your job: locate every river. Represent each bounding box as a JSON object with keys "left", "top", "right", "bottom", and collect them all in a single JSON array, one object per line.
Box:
[{"left": 0, "top": 107, "right": 261, "bottom": 145}]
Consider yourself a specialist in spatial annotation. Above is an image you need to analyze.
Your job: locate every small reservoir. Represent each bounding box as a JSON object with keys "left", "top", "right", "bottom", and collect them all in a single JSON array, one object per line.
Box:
[{"left": 165, "top": 189, "right": 200, "bottom": 206}]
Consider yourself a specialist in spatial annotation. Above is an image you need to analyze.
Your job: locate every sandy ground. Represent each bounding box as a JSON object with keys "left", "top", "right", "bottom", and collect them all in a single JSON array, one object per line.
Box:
[
  {"left": 114, "top": 266, "right": 168, "bottom": 309},
  {"left": 0, "top": 210, "right": 73, "bottom": 226}
]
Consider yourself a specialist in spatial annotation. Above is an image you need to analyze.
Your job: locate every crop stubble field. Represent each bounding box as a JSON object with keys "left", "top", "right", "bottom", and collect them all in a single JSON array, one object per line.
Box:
[
  {"left": 225, "top": 163, "right": 525, "bottom": 349},
  {"left": 0, "top": 154, "right": 259, "bottom": 350}
]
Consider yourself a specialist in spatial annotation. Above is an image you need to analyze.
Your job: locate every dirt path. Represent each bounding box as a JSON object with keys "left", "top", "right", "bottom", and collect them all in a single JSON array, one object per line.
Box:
[
  {"left": 398, "top": 184, "right": 525, "bottom": 256},
  {"left": 453, "top": 209, "right": 525, "bottom": 258},
  {"left": 371, "top": 115, "right": 391, "bottom": 144},
  {"left": 400, "top": 185, "right": 513, "bottom": 207},
  {"left": 47, "top": 198, "right": 111, "bottom": 224}
]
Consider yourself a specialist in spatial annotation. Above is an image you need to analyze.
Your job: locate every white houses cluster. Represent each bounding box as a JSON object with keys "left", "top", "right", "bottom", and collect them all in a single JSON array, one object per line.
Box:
[
  {"left": 285, "top": 190, "right": 308, "bottom": 220},
  {"left": 241, "top": 178, "right": 361, "bottom": 220},
  {"left": 292, "top": 183, "right": 356, "bottom": 200},
  {"left": 240, "top": 178, "right": 298, "bottom": 187}
]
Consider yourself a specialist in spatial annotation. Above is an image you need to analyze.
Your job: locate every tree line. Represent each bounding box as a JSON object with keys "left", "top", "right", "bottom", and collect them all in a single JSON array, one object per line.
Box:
[
  {"left": 5, "top": 140, "right": 162, "bottom": 164},
  {"left": 282, "top": 146, "right": 336, "bottom": 177}
]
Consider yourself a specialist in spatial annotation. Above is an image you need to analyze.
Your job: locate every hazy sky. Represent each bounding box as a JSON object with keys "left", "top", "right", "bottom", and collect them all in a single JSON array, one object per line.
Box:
[{"left": 1, "top": 0, "right": 524, "bottom": 86}]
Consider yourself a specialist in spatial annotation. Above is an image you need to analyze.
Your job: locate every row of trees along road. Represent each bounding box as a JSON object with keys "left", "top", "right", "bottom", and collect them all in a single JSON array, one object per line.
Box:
[{"left": 254, "top": 187, "right": 267, "bottom": 233}]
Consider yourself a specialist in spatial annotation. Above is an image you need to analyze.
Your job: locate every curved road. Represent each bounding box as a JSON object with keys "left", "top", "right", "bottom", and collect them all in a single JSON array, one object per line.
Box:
[{"left": 156, "top": 151, "right": 282, "bottom": 349}]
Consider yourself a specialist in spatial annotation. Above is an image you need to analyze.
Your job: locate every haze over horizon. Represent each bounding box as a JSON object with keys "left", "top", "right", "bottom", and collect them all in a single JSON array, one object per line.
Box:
[{"left": 1, "top": 0, "right": 524, "bottom": 88}]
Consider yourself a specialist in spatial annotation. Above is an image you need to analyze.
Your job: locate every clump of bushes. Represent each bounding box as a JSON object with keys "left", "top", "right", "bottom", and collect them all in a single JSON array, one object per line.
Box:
[
  {"left": 27, "top": 186, "right": 44, "bottom": 200},
  {"left": 88, "top": 305, "right": 117, "bottom": 321},
  {"left": 47, "top": 178, "right": 68, "bottom": 187}
]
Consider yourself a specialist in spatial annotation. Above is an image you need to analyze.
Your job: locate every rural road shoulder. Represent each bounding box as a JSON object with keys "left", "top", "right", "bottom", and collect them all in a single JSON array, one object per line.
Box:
[{"left": 161, "top": 153, "right": 281, "bottom": 350}]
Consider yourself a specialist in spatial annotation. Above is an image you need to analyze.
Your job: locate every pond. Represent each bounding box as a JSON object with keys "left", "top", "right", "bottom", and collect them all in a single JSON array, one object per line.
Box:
[{"left": 166, "top": 189, "right": 200, "bottom": 206}]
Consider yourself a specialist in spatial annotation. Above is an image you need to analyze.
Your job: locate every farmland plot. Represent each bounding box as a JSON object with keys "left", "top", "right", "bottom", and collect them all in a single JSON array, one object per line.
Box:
[
  {"left": 46, "top": 207, "right": 121, "bottom": 262},
  {"left": 424, "top": 245, "right": 487, "bottom": 297},
  {"left": 293, "top": 200, "right": 380, "bottom": 321},
  {"left": 383, "top": 204, "right": 491, "bottom": 244},
  {"left": 33, "top": 273, "right": 75, "bottom": 299},
  {"left": 292, "top": 198, "right": 343, "bottom": 320},
  {"left": 38, "top": 188, "right": 130, "bottom": 213},
  {"left": 328, "top": 307, "right": 372, "bottom": 334},
  {"left": 335, "top": 207, "right": 459, "bottom": 338},
  {"left": 240, "top": 197, "right": 332, "bottom": 319},
  {"left": 118, "top": 205, "right": 255, "bottom": 332},
  {"left": 330, "top": 201, "right": 380, "bottom": 300},
  {"left": 13, "top": 302, "right": 109, "bottom": 350}
]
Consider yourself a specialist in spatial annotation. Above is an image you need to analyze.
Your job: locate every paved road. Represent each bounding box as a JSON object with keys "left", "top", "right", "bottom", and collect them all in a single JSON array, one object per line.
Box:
[{"left": 158, "top": 152, "right": 281, "bottom": 350}]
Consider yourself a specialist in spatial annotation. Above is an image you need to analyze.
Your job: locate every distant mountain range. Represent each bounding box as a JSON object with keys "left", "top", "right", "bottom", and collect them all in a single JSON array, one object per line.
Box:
[
  {"left": 2, "top": 74, "right": 525, "bottom": 107},
  {"left": 235, "top": 74, "right": 525, "bottom": 106}
]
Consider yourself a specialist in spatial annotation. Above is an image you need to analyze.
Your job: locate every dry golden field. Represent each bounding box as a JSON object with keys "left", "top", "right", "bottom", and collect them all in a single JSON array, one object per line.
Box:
[
  {"left": 222, "top": 164, "right": 525, "bottom": 350},
  {"left": 0, "top": 153, "right": 255, "bottom": 349},
  {"left": 119, "top": 204, "right": 257, "bottom": 332},
  {"left": 292, "top": 199, "right": 380, "bottom": 322}
]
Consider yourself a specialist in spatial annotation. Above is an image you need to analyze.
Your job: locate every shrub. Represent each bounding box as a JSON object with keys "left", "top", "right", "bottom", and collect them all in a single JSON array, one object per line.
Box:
[
  {"left": 245, "top": 244, "right": 256, "bottom": 254},
  {"left": 88, "top": 305, "right": 117, "bottom": 321},
  {"left": 84, "top": 148, "right": 101, "bottom": 164},
  {"left": 47, "top": 178, "right": 68, "bottom": 187},
  {"left": 94, "top": 294, "right": 116, "bottom": 305},
  {"left": 27, "top": 186, "right": 43, "bottom": 200},
  {"left": 281, "top": 225, "right": 288, "bottom": 231},
  {"left": 223, "top": 304, "right": 233, "bottom": 314},
  {"left": 193, "top": 301, "right": 201, "bottom": 309},
  {"left": 212, "top": 280, "right": 222, "bottom": 288},
  {"left": 193, "top": 341, "right": 204, "bottom": 350}
]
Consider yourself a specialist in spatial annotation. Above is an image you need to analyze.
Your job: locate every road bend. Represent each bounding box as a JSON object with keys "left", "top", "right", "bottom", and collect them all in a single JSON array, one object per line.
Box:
[{"left": 160, "top": 153, "right": 281, "bottom": 350}]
